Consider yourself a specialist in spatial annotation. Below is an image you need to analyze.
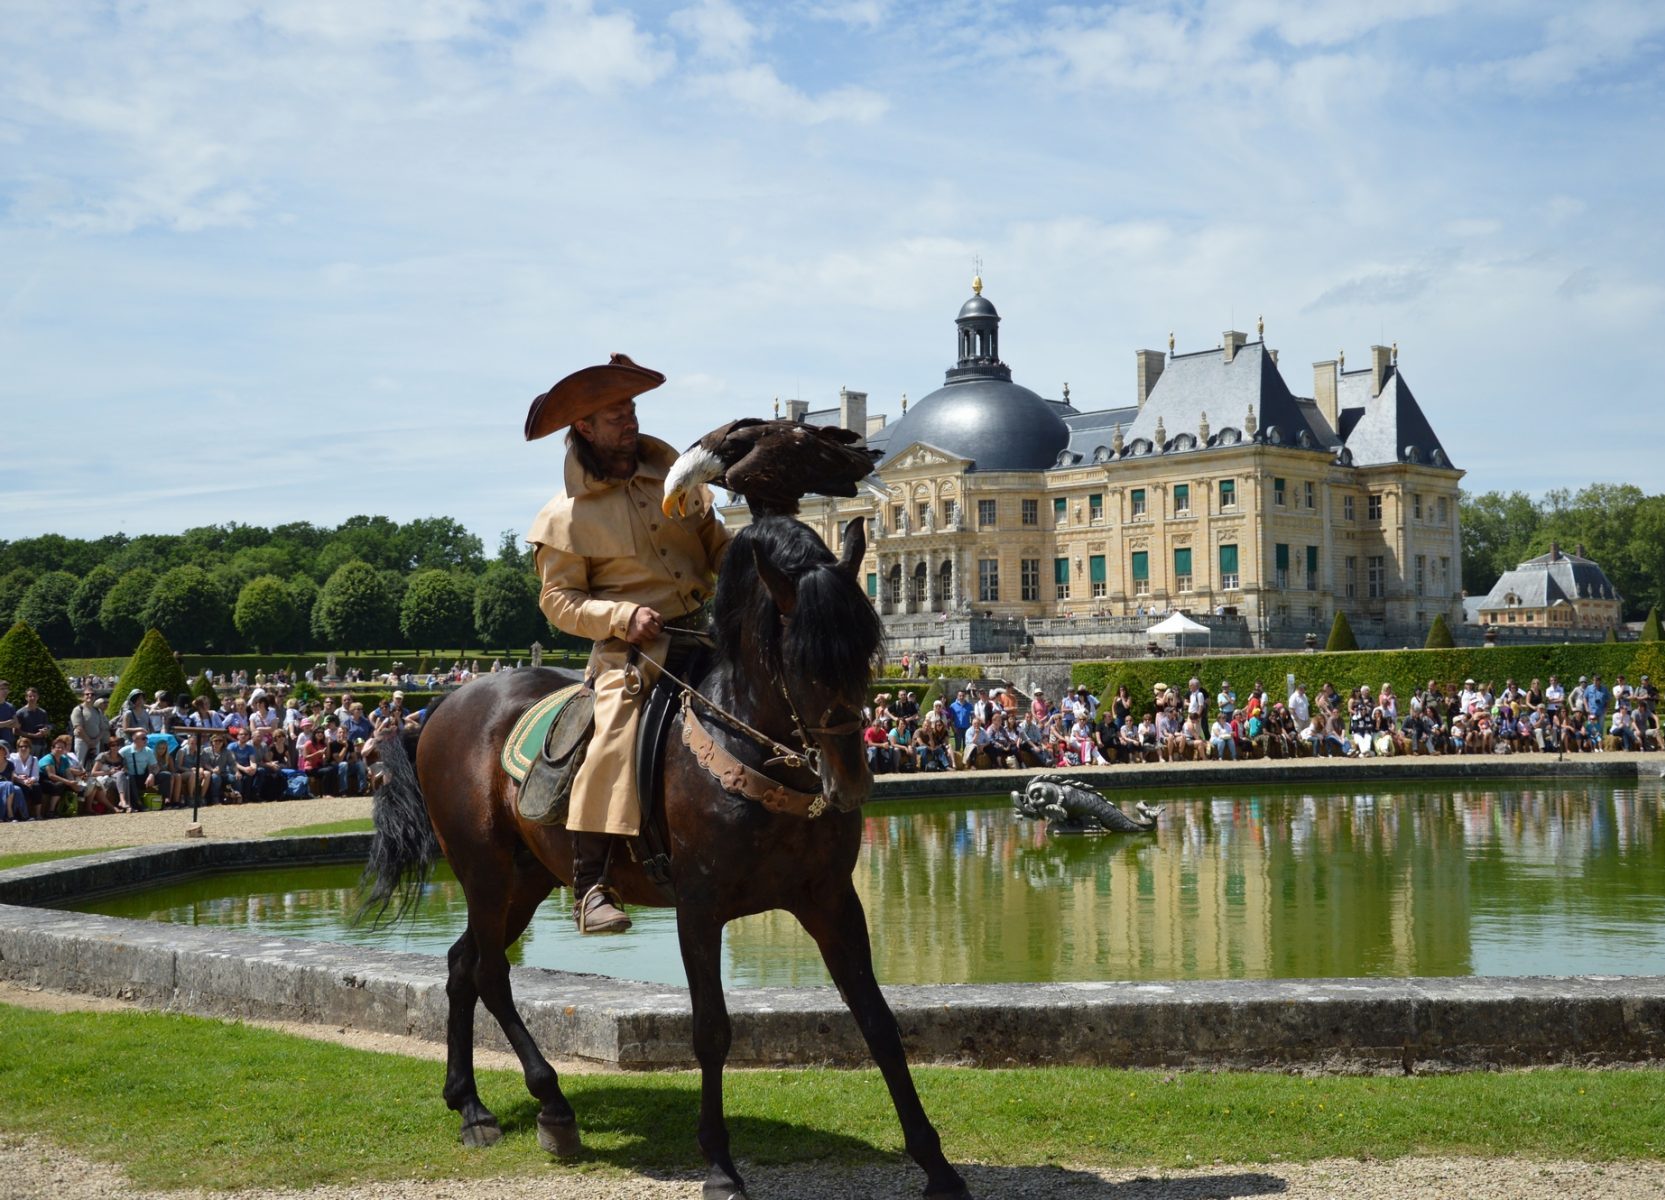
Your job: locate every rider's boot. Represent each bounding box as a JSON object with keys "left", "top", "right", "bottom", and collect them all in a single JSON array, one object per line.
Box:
[{"left": 572, "top": 831, "right": 631, "bottom": 934}]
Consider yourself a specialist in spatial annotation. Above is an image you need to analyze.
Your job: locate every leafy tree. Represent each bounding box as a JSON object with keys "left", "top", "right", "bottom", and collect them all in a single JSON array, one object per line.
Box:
[
  {"left": 1424, "top": 613, "right": 1455, "bottom": 649},
  {"left": 144, "top": 565, "right": 231, "bottom": 651},
  {"left": 69, "top": 564, "right": 120, "bottom": 654},
  {"left": 108, "top": 628, "right": 191, "bottom": 712},
  {"left": 0, "top": 621, "right": 78, "bottom": 730},
  {"left": 288, "top": 573, "right": 320, "bottom": 650},
  {"left": 99, "top": 567, "right": 157, "bottom": 648},
  {"left": 315, "top": 561, "right": 399, "bottom": 650},
  {"left": 234, "top": 575, "right": 302, "bottom": 653},
  {"left": 400, "top": 516, "right": 485, "bottom": 573},
  {"left": 0, "top": 567, "right": 36, "bottom": 627},
  {"left": 496, "top": 528, "right": 532, "bottom": 571},
  {"left": 0, "top": 534, "right": 105, "bottom": 576},
  {"left": 473, "top": 565, "right": 544, "bottom": 651},
  {"left": 400, "top": 569, "right": 474, "bottom": 652},
  {"left": 16, "top": 571, "right": 80, "bottom": 656},
  {"left": 1459, "top": 489, "right": 1541, "bottom": 597},
  {"left": 1325, "top": 610, "right": 1359, "bottom": 652},
  {"left": 1643, "top": 606, "right": 1662, "bottom": 643}
]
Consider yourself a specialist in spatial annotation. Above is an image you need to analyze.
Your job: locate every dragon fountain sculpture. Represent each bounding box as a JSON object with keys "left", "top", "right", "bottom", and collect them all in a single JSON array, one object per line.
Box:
[{"left": 1011, "top": 774, "right": 1161, "bottom": 835}]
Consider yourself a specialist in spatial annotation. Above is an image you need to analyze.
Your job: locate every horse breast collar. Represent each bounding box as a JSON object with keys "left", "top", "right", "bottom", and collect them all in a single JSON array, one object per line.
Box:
[{"left": 681, "top": 697, "right": 831, "bottom": 819}]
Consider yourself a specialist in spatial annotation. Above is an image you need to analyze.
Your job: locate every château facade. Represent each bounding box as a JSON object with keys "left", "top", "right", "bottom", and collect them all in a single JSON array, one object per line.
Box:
[{"left": 720, "top": 281, "right": 1466, "bottom": 648}]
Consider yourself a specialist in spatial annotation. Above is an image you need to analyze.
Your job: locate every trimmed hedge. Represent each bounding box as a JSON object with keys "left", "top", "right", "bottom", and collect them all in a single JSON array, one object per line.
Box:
[
  {"left": 0, "top": 621, "right": 78, "bottom": 730},
  {"left": 56, "top": 657, "right": 130, "bottom": 679},
  {"left": 189, "top": 673, "right": 222, "bottom": 709},
  {"left": 1643, "top": 606, "right": 1662, "bottom": 643},
  {"left": 1325, "top": 611, "right": 1359, "bottom": 652},
  {"left": 1073, "top": 642, "right": 1654, "bottom": 713},
  {"left": 1424, "top": 613, "right": 1455, "bottom": 649},
  {"left": 108, "top": 629, "right": 191, "bottom": 709}
]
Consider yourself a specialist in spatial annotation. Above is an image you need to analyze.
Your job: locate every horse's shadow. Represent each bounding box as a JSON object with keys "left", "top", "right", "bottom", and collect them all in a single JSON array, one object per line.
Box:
[{"left": 494, "top": 1088, "right": 1289, "bottom": 1199}]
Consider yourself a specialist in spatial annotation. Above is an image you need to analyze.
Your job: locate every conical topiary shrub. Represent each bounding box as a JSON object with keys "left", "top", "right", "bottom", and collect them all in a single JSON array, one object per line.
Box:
[
  {"left": 1642, "top": 606, "right": 1662, "bottom": 643},
  {"left": 0, "top": 621, "right": 78, "bottom": 732},
  {"left": 108, "top": 628, "right": 191, "bottom": 713},
  {"left": 189, "top": 672, "right": 222, "bottom": 710},
  {"left": 1424, "top": 613, "right": 1455, "bottom": 649},
  {"left": 1603, "top": 625, "right": 1619, "bottom": 644},
  {"left": 1325, "top": 610, "right": 1359, "bottom": 652}
]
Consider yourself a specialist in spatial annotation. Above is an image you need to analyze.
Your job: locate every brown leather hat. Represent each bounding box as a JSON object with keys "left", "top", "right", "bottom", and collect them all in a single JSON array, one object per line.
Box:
[{"left": 524, "top": 353, "right": 665, "bottom": 441}]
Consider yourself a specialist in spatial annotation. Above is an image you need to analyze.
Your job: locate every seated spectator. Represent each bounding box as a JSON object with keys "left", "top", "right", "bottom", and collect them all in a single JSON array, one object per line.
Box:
[
  {"left": 913, "top": 713, "right": 953, "bottom": 772},
  {"left": 0, "top": 745, "right": 29, "bottom": 821},
  {"left": 1209, "top": 714, "right": 1238, "bottom": 761},
  {"left": 175, "top": 730, "right": 217, "bottom": 808},
  {"left": 1609, "top": 703, "right": 1640, "bottom": 752},
  {"left": 1015, "top": 714, "right": 1052, "bottom": 768},
  {"left": 298, "top": 724, "right": 333, "bottom": 792},
  {"left": 863, "top": 719, "right": 895, "bottom": 774},
  {"left": 1302, "top": 715, "right": 1346, "bottom": 757},
  {"left": 39, "top": 734, "right": 89, "bottom": 817},
  {"left": 983, "top": 710, "right": 1020, "bottom": 769},
  {"left": 117, "top": 730, "right": 171, "bottom": 812},
  {"left": 15, "top": 687, "right": 52, "bottom": 746},
  {"left": 961, "top": 716, "right": 991, "bottom": 769},
  {"left": 1070, "top": 715, "right": 1107, "bottom": 765}
]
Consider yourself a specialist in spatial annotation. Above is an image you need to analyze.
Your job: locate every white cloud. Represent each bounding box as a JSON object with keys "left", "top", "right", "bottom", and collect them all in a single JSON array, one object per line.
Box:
[
  {"left": 669, "top": 0, "right": 758, "bottom": 62},
  {"left": 689, "top": 63, "right": 887, "bottom": 122},
  {"left": 511, "top": 2, "right": 674, "bottom": 92}
]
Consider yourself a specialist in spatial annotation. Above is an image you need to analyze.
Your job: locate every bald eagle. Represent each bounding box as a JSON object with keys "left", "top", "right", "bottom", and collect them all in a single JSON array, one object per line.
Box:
[{"left": 662, "top": 418, "right": 882, "bottom": 519}]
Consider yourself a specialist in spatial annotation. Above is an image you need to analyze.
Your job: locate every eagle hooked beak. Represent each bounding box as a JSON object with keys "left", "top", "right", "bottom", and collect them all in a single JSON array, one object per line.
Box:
[{"left": 662, "top": 445, "right": 724, "bottom": 520}]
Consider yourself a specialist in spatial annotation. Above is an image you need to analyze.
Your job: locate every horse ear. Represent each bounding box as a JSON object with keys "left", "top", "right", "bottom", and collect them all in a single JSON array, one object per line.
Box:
[
  {"left": 838, "top": 517, "right": 865, "bottom": 578},
  {"left": 751, "top": 540, "right": 798, "bottom": 616}
]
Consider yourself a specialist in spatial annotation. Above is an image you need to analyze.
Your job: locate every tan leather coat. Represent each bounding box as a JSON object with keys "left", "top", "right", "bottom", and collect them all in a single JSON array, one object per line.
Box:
[{"left": 527, "top": 435, "right": 728, "bottom": 834}]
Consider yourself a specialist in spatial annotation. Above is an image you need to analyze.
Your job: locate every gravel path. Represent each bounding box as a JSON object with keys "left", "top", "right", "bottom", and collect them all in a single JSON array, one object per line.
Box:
[
  {"left": 0, "top": 794, "right": 375, "bottom": 853},
  {"left": 4, "top": 1135, "right": 1663, "bottom": 1199}
]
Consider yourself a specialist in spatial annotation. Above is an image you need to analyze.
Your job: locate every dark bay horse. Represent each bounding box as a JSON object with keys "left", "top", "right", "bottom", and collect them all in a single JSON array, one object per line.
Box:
[{"left": 362, "top": 515, "right": 971, "bottom": 1200}]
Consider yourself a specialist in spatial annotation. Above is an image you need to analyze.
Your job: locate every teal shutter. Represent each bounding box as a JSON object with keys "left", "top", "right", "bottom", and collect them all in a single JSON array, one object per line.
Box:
[
  {"left": 1219, "top": 544, "right": 1239, "bottom": 575},
  {"left": 1130, "top": 552, "right": 1148, "bottom": 581},
  {"left": 1275, "top": 543, "right": 1290, "bottom": 571},
  {"left": 1173, "top": 547, "right": 1192, "bottom": 576},
  {"left": 1054, "top": 557, "right": 1069, "bottom": 584},
  {"left": 866, "top": 572, "right": 877, "bottom": 598},
  {"left": 1090, "top": 555, "right": 1107, "bottom": 584}
]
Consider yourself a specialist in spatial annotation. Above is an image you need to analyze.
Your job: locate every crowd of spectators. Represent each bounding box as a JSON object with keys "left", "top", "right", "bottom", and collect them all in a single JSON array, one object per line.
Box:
[
  {"left": 860, "top": 670, "right": 1662, "bottom": 774},
  {"left": 0, "top": 678, "right": 426, "bottom": 820}
]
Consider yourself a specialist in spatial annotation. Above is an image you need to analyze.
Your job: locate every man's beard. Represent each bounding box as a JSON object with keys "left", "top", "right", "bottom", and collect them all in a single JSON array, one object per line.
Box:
[{"left": 570, "top": 430, "right": 639, "bottom": 481}]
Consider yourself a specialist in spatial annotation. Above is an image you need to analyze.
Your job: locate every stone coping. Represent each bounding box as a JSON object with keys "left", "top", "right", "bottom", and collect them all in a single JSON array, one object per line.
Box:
[{"left": 3, "top": 828, "right": 1664, "bottom": 1072}]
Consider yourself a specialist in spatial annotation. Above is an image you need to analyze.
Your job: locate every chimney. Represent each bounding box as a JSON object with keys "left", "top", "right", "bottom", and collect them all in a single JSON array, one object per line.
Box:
[
  {"left": 1223, "top": 330, "right": 1247, "bottom": 362},
  {"left": 865, "top": 413, "right": 887, "bottom": 436},
  {"left": 1135, "top": 349, "right": 1165, "bottom": 409},
  {"left": 1370, "top": 344, "right": 1392, "bottom": 396},
  {"left": 785, "top": 399, "right": 809, "bottom": 422},
  {"left": 839, "top": 387, "right": 868, "bottom": 445},
  {"left": 1313, "top": 358, "right": 1338, "bottom": 433},
  {"left": 1576, "top": 543, "right": 1587, "bottom": 558},
  {"left": 1549, "top": 541, "right": 1561, "bottom": 560}
]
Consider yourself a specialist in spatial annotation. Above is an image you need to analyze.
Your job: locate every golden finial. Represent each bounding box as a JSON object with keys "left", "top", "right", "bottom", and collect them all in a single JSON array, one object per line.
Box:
[
  {"left": 900, "top": 392, "right": 908, "bottom": 413},
  {"left": 1392, "top": 341, "right": 1398, "bottom": 364},
  {"left": 971, "top": 273, "right": 983, "bottom": 296},
  {"left": 1168, "top": 331, "right": 1175, "bottom": 354},
  {"left": 1338, "top": 349, "right": 1345, "bottom": 370},
  {"left": 1257, "top": 314, "right": 1264, "bottom": 338},
  {"left": 773, "top": 397, "right": 779, "bottom": 419}
]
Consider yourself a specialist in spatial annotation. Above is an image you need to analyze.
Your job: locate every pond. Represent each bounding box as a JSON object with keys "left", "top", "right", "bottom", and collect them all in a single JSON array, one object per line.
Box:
[{"left": 73, "top": 779, "right": 1665, "bottom": 988}]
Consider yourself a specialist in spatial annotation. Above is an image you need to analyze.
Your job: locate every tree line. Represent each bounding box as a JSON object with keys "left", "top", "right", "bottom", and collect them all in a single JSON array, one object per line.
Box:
[
  {"left": 0, "top": 517, "right": 570, "bottom": 657},
  {"left": 1461, "top": 484, "right": 1665, "bottom": 619}
]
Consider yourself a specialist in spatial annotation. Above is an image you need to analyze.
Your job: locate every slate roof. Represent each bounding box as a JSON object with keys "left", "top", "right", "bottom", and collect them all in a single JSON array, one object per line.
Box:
[
  {"left": 1058, "top": 405, "right": 1140, "bottom": 464},
  {"left": 1336, "top": 368, "right": 1454, "bottom": 469},
  {"left": 1479, "top": 546, "right": 1621, "bottom": 609},
  {"left": 1123, "top": 343, "right": 1335, "bottom": 457}
]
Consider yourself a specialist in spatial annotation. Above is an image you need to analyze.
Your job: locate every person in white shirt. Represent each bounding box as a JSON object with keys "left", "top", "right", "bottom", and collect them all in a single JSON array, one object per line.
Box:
[
  {"left": 1209, "top": 716, "right": 1238, "bottom": 760},
  {"left": 1545, "top": 676, "right": 1565, "bottom": 715},
  {"left": 1186, "top": 678, "right": 1207, "bottom": 721},
  {"left": 1288, "top": 684, "right": 1310, "bottom": 727},
  {"left": 1459, "top": 678, "right": 1481, "bottom": 713}
]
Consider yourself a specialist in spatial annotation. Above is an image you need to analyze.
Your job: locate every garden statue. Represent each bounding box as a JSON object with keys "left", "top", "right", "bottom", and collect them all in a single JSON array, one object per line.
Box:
[{"left": 1011, "top": 774, "right": 1160, "bottom": 835}]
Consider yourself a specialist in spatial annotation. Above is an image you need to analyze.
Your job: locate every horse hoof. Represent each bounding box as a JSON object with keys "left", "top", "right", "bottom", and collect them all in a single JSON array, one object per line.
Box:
[
  {"left": 702, "top": 1184, "right": 749, "bottom": 1200},
  {"left": 537, "top": 1115, "right": 582, "bottom": 1158},
  {"left": 460, "top": 1117, "right": 502, "bottom": 1148}
]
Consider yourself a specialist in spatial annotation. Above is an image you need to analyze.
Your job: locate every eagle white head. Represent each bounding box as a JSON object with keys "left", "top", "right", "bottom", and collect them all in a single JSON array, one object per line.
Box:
[{"left": 662, "top": 444, "right": 725, "bottom": 519}]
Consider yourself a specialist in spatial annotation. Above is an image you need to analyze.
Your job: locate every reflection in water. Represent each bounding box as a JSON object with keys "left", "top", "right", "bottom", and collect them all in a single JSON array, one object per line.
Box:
[{"left": 75, "top": 781, "right": 1665, "bottom": 989}]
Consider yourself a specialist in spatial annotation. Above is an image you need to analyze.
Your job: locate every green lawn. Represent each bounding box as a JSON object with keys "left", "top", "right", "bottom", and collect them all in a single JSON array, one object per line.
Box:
[
  {"left": 0, "top": 1004, "right": 1661, "bottom": 1192},
  {"left": 266, "top": 817, "right": 376, "bottom": 838},
  {"left": 0, "top": 848, "right": 121, "bottom": 871}
]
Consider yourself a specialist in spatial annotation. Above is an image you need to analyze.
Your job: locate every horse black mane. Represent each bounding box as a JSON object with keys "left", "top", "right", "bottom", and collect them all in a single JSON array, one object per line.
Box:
[{"left": 713, "top": 517, "right": 883, "bottom": 703}]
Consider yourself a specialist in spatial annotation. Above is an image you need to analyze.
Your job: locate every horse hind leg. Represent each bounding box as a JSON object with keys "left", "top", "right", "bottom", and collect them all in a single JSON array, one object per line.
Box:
[
  {"left": 796, "top": 888, "right": 971, "bottom": 1200},
  {"left": 442, "top": 930, "right": 502, "bottom": 1147}
]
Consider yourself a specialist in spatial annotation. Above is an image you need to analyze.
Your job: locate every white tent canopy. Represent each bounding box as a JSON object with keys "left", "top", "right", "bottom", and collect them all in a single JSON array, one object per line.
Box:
[{"left": 1146, "top": 610, "right": 1212, "bottom": 651}]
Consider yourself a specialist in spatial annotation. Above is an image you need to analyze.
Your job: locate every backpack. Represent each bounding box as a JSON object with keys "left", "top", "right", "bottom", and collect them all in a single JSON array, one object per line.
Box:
[{"left": 284, "top": 773, "right": 311, "bottom": 798}]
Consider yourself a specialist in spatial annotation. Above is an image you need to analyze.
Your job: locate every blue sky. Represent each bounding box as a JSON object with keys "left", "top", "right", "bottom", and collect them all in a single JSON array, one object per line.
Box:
[{"left": 3, "top": 0, "right": 1662, "bottom": 546}]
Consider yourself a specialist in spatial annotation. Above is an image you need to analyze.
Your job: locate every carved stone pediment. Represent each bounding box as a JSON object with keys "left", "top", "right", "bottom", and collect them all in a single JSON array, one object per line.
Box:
[{"left": 881, "top": 442, "right": 973, "bottom": 473}]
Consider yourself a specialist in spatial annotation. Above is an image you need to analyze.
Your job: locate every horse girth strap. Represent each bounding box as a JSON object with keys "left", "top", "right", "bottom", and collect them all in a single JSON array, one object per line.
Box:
[{"left": 680, "top": 700, "right": 832, "bottom": 820}]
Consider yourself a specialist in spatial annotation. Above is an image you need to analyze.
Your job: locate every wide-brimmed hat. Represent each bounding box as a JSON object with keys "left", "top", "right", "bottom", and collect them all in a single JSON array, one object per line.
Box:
[{"left": 524, "top": 353, "right": 665, "bottom": 441}]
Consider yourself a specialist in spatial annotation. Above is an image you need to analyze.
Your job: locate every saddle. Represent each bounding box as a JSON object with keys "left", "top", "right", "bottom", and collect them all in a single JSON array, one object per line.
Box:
[{"left": 504, "top": 640, "right": 711, "bottom": 899}]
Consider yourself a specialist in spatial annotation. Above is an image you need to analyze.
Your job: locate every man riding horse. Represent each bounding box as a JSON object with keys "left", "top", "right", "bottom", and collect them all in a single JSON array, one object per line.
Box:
[{"left": 523, "top": 354, "right": 729, "bottom": 934}]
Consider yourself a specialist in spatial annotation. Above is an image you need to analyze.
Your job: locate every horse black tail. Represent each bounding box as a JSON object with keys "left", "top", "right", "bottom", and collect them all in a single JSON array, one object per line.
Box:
[{"left": 354, "top": 701, "right": 444, "bottom": 928}]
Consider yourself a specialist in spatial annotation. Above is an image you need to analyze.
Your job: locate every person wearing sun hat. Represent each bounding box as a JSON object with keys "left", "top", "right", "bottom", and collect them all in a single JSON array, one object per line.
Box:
[{"left": 522, "top": 354, "right": 730, "bottom": 934}]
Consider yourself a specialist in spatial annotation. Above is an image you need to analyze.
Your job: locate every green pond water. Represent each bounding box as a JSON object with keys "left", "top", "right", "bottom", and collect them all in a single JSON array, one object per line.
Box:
[{"left": 74, "top": 779, "right": 1665, "bottom": 988}]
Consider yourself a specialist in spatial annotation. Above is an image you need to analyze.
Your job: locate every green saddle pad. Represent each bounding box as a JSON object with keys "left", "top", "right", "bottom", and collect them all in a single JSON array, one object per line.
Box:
[{"left": 501, "top": 683, "right": 586, "bottom": 784}]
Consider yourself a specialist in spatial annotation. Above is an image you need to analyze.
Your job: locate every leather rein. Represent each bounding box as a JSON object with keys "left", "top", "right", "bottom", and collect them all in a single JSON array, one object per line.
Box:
[{"left": 627, "top": 636, "right": 863, "bottom": 820}]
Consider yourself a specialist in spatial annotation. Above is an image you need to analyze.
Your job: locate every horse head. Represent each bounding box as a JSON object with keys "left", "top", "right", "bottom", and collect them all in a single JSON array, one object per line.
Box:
[{"left": 734, "top": 515, "right": 878, "bottom": 813}]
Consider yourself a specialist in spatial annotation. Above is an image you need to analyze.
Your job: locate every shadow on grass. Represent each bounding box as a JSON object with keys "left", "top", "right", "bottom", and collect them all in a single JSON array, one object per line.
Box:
[{"left": 491, "top": 1090, "right": 1288, "bottom": 1198}]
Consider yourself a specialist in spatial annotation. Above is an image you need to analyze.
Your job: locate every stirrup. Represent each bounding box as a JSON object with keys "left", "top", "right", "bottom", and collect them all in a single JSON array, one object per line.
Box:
[{"left": 575, "top": 884, "right": 632, "bottom": 934}]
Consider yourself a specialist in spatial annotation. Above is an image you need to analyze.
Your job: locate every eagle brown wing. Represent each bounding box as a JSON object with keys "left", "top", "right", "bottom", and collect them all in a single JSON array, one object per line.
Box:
[{"left": 718, "top": 419, "right": 879, "bottom": 517}]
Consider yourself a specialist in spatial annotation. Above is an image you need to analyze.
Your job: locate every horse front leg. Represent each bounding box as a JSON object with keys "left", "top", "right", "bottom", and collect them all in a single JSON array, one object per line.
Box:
[
  {"left": 676, "top": 908, "right": 747, "bottom": 1200},
  {"left": 442, "top": 930, "right": 502, "bottom": 1147},
  {"left": 797, "top": 887, "right": 971, "bottom": 1200}
]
